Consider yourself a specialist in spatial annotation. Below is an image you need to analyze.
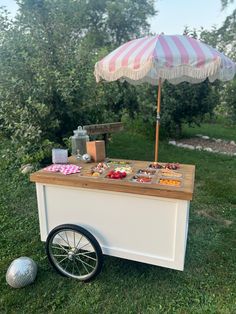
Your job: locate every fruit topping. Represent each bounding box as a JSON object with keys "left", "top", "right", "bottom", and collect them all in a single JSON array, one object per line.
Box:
[
  {"left": 114, "top": 166, "right": 133, "bottom": 174},
  {"left": 159, "top": 178, "right": 181, "bottom": 187},
  {"left": 107, "top": 160, "right": 131, "bottom": 167},
  {"left": 92, "top": 172, "right": 100, "bottom": 177},
  {"left": 148, "top": 162, "right": 164, "bottom": 169},
  {"left": 131, "top": 175, "right": 152, "bottom": 183},
  {"left": 159, "top": 168, "right": 182, "bottom": 178},
  {"left": 164, "top": 163, "right": 180, "bottom": 170},
  {"left": 106, "top": 170, "right": 127, "bottom": 179}
]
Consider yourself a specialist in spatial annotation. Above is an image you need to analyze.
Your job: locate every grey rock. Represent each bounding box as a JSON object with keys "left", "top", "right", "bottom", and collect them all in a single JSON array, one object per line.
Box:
[
  {"left": 230, "top": 140, "right": 236, "bottom": 146},
  {"left": 215, "top": 139, "right": 222, "bottom": 143},
  {"left": 21, "top": 164, "right": 33, "bottom": 174},
  {"left": 185, "top": 144, "right": 195, "bottom": 150},
  {"left": 204, "top": 147, "right": 213, "bottom": 152},
  {"left": 196, "top": 145, "right": 202, "bottom": 150},
  {"left": 168, "top": 140, "right": 176, "bottom": 145},
  {"left": 202, "top": 136, "right": 210, "bottom": 140}
]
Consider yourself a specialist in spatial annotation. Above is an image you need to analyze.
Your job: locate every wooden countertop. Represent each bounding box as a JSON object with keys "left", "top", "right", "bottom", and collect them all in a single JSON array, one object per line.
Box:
[{"left": 30, "top": 158, "right": 195, "bottom": 201}]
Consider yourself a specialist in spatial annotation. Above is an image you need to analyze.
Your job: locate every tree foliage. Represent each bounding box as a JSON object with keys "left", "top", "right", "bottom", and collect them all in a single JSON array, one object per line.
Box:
[
  {"left": 0, "top": 0, "right": 233, "bottom": 164},
  {"left": 0, "top": 0, "right": 155, "bottom": 163},
  {"left": 197, "top": 6, "right": 236, "bottom": 122},
  {"left": 221, "top": 0, "right": 235, "bottom": 9},
  {"left": 161, "top": 81, "right": 220, "bottom": 137}
]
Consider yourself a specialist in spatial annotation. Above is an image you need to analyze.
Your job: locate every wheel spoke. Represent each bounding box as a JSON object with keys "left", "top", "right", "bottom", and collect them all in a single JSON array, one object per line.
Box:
[
  {"left": 74, "top": 259, "right": 81, "bottom": 275},
  {"left": 57, "top": 256, "right": 68, "bottom": 264},
  {"left": 75, "top": 256, "right": 90, "bottom": 274},
  {"left": 58, "top": 233, "right": 70, "bottom": 246},
  {"left": 52, "top": 245, "right": 68, "bottom": 252},
  {"left": 77, "top": 250, "right": 95, "bottom": 255},
  {"left": 79, "top": 241, "right": 91, "bottom": 250},
  {"left": 64, "top": 260, "right": 70, "bottom": 271},
  {"left": 77, "top": 253, "right": 97, "bottom": 261},
  {"left": 53, "top": 242, "right": 69, "bottom": 253},
  {"left": 65, "top": 231, "right": 71, "bottom": 248},
  {"left": 73, "top": 232, "right": 76, "bottom": 248},
  {"left": 77, "top": 256, "right": 95, "bottom": 269},
  {"left": 75, "top": 235, "right": 83, "bottom": 250},
  {"left": 53, "top": 254, "right": 68, "bottom": 257}
]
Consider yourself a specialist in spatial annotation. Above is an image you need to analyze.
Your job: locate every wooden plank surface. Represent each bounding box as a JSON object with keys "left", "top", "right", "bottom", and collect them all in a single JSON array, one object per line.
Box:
[
  {"left": 83, "top": 122, "right": 123, "bottom": 135},
  {"left": 30, "top": 158, "right": 195, "bottom": 200}
]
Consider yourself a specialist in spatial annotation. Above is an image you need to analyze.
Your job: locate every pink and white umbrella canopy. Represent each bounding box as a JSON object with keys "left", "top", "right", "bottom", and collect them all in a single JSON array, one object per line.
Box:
[{"left": 94, "top": 34, "right": 236, "bottom": 85}]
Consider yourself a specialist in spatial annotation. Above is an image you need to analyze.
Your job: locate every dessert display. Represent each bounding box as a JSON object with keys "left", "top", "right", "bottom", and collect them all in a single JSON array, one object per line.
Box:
[
  {"left": 131, "top": 175, "right": 152, "bottom": 183},
  {"left": 137, "top": 169, "right": 156, "bottom": 176},
  {"left": 92, "top": 162, "right": 109, "bottom": 173},
  {"left": 159, "top": 178, "right": 181, "bottom": 187},
  {"left": 106, "top": 170, "right": 127, "bottom": 179},
  {"left": 159, "top": 168, "right": 182, "bottom": 178},
  {"left": 80, "top": 170, "right": 101, "bottom": 177},
  {"left": 80, "top": 162, "right": 109, "bottom": 177},
  {"left": 107, "top": 160, "right": 132, "bottom": 167},
  {"left": 148, "top": 162, "right": 164, "bottom": 169},
  {"left": 165, "top": 163, "right": 180, "bottom": 170},
  {"left": 114, "top": 166, "right": 133, "bottom": 174},
  {"left": 77, "top": 159, "right": 184, "bottom": 188}
]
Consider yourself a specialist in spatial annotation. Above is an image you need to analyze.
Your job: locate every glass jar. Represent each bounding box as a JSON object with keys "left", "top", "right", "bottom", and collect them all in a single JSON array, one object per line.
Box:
[{"left": 71, "top": 126, "right": 89, "bottom": 156}]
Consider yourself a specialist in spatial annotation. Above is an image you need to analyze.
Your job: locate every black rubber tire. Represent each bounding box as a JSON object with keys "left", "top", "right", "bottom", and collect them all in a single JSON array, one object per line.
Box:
[{"left": 46, "top": 224, "right": 103, "bottom": 282}]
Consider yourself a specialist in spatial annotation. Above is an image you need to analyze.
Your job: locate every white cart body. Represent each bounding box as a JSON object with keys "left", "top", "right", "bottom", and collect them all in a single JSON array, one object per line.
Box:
[{"left": 36, "top": 182, "right": 190, "bottom": 271}]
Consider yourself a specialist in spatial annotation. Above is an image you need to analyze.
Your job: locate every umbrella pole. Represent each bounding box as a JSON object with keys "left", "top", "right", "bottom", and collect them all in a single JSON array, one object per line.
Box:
[{"left": 155, "top": 78, "right": 162, "bottom": 162}]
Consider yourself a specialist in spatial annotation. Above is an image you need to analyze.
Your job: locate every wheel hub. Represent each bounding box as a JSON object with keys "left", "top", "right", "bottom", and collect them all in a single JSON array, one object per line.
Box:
[{"left": 68, "top": 248, "right": 77, "bottom": 261}]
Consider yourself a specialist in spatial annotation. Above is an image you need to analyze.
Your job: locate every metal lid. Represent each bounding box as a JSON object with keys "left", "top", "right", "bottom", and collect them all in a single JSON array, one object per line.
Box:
[{"left": 73, "top": 126, "right": 88, "bottom": 137}]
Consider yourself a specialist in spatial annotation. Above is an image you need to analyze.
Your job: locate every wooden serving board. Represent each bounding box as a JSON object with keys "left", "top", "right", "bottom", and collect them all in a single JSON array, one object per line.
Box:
[{"left": 30, "top": 157, "right": 195, "bottom": 200}]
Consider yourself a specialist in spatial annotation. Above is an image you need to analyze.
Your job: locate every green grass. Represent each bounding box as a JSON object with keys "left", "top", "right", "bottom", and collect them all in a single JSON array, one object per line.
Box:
[
  {"left": 182, "top": 121, "right": 236, "bottom": 141},
  {"left": 1, "top": 124, "right": 236, "bottom": 313}
]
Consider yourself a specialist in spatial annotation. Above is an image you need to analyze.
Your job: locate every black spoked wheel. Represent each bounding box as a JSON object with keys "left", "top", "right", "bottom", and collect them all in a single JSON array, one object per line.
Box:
[{"left": 46, "top": 224, "right": 103, "bottom": 282}]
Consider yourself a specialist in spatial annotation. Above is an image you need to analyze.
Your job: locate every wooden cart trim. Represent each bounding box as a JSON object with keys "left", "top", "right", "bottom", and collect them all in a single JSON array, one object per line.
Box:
[{"left": 30, "top": 159, "right": 195, "bottom": 201}]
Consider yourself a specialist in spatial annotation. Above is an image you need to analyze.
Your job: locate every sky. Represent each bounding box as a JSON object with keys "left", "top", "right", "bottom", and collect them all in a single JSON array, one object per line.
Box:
[
  {"left": 150, "top": 0, "right": 236, "bottom": 34},
  {"left": 0, "top": 0, "right": 235, "bottom": 34}
]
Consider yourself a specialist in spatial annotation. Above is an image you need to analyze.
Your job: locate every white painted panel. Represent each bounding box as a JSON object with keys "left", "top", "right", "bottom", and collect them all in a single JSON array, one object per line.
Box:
[
  {"left": 36, "top": 183, "right": 190, "bottom": 270},
  {"left": 44, "top": 185, "right": 178, "bottom": 260},
  {"left": 36, "top": 184, "right": 48, "bottom": 241}
]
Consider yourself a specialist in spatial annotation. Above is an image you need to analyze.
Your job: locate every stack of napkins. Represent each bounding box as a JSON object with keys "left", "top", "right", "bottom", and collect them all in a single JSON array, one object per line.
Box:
[{"left": 43, "top": 164, "right": 82, "bottom": 175}]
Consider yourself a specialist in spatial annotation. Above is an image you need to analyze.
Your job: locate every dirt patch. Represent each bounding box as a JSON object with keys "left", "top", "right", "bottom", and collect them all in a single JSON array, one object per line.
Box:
[
  {"left": 196, "top": 210, "right": 233, "bottom": 226},
  {"left": 176, "top": 137, "right": 236, "bottom": 154}
]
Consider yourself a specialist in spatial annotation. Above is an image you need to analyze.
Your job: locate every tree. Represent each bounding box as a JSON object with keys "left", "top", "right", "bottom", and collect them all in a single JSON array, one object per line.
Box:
[
  {"left": 221, "top": 0, "right": 235, "bottom": 9},
  {"left": 215, "top": 8, "right": 236, "bottom": 122},
  {"left": 160, "top": 80, "right": 220, "bottom": 137},
  {"left": 0, "top": 0, "right": 156, "bottom": 164}
]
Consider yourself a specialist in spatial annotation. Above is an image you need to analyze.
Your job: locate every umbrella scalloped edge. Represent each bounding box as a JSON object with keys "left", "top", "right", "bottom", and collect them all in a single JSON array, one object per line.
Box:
[{"left": 94, "top": 58, "right": 236, "bottom": 86}]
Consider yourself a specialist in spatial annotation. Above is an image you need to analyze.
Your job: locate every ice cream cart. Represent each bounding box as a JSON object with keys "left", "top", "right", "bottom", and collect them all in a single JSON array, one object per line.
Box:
[{"left": 30, "top": 158, "right": 195, "bottom": 282}]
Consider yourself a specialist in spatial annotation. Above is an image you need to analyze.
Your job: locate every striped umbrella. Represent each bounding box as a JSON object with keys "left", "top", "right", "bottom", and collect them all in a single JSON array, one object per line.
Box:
[{"left": 94, "top": 34, "right": 236, "bottom": 161}]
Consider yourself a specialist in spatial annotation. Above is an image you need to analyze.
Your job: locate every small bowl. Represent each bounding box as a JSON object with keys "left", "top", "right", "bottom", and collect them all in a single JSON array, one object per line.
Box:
[{"left": 131, "top": 175, "right": 153, "bottom": 184}]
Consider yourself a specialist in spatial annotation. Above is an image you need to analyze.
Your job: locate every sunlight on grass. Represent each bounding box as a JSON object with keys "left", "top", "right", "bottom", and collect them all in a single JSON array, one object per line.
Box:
[{"left": 182, "top": 122, "right": 236, "bottom": 141}]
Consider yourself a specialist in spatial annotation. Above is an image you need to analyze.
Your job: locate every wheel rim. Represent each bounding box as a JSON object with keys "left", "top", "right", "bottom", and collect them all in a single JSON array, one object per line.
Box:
[{"left": 48, "top": 228, "right": 99, "bottom": 280}]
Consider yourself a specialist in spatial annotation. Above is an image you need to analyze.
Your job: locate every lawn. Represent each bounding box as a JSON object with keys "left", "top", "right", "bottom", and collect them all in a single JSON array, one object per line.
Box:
[
  {"left": 0, "top": 124, "right": 236, "bottom": 313},
  {"left": 182, "top": 120, "right": 236, "bottom": 141}
]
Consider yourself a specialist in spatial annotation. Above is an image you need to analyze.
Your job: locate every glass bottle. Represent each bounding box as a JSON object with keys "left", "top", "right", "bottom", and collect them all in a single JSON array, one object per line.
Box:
[{"left": 71, "top": 126, "right": 89, "bottom": 156}]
